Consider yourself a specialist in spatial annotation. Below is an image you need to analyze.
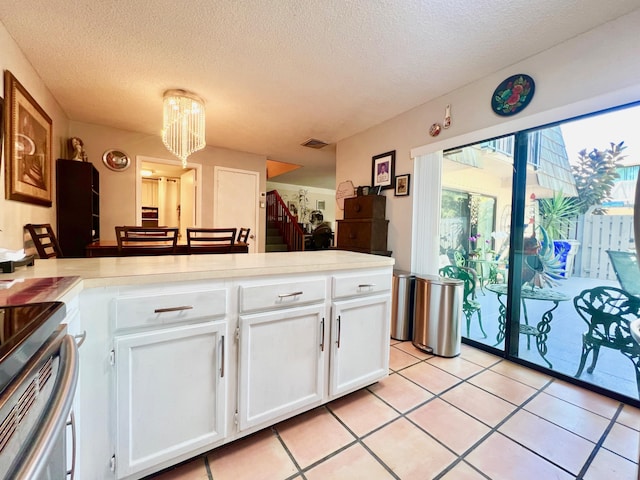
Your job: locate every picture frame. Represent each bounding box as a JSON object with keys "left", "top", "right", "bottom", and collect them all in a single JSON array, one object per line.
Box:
[
  {"left": 394, "top": 173, "right": 411, "bottom": 197},
  {"left": 4, "top": 70, "right": 53, "bottom": 206},
  {"left": 371, "top": 150, "right": 395, "bottom": 190},
  {"left": 316, "top": 200, "right": 326, "bottom": 210}
]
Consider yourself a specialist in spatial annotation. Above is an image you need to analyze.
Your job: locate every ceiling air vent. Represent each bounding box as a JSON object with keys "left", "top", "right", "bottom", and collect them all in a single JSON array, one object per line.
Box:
[{"left": 301, "top": 138, "right": 329, "bottom": 149}]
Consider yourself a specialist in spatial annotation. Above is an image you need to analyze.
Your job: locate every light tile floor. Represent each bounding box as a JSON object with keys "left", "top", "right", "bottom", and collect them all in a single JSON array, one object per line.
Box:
[{"left": 146, "top": 341, "right": 640, "bottom": 480}]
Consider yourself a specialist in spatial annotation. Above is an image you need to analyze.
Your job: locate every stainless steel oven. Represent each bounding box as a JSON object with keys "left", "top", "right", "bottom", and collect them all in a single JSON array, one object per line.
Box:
[{"left": 0, "top": 302, "right": 78, "bottom": 480}]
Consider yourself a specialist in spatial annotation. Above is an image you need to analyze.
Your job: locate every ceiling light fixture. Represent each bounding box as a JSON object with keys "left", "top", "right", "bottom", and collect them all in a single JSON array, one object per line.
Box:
[{"left": 161, "top": 89, "right": 206, "bottom": 168}]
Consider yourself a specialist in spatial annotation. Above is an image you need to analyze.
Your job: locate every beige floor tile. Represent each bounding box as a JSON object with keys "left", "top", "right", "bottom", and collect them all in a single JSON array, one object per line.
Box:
[
  {"left": 389, "top": 346, "right": 422, "bottom": 371},
  {"left": 150, "top": 458, "right": 209, "bottom": 479},
  {"left": 441, "top": 382, "right": 516, "bottom": 427},
  {"left": 305, "top": 443, "right": 394, "bottom": 480},
  {"left": 401, "top": 362, "right": 462, "bottom": 394},
  {"left": 390, "top": 338, "right": 402, "bottom": 346},
  {"left": 438, "top": 461, "right": 488, "bottom": 480},
  {"left": 524, "top": 391, "right": 609, "bottom": 442},
  {"left": 207, "top": 429, "right": 297, "bottom": 480},
  {"left": 544, "top": 379, "right": 620, "bottom": 418},
  {"left": 426, "top": 355, "right": 485, "bottom": 379},
  {"left": 583, "top": 447, "right": 639, "bottom": 480},
  {"left": 466, "top": 432, "right": 574, "bottom": 480},
  {"left": 276, "top": 407, "right": 354, "bottom": 468},
  {"left": 489, "top": 360, "right": 552, "bottom": 389},
  {"left": 368, "top": 372, "right": 434, "bottom": 412},
  {"left": 459, "top": 344, "right": 502, "bottom": 367},
  {"left": 407, "top": 398, "right": 491, "bottom": 454},
  {"left": 603, "top": 422, "right": 640, "bottom": 462},
  {"left": 498, "top": 409, "right": 594, "bottom": 474},
  {"left": 617, "top": 404, "right": 640, "bottom": 431},
  {"left": 364, "top": 418, "right": 457, "bottom": 479},
  {"left": 468, "top": 369, "right": 537, "bottom": 405},
  {"left": 393, "top": 340, "right": 433, "bottom": 360},
  {"left": 328, "top": 388, "right": 399, "bottom": 436}
]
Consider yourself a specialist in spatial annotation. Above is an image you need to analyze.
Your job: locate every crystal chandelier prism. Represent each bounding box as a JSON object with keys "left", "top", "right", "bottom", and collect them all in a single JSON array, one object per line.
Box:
[{"left": 161, "top": 89, "right": 205, "bottom": 168}]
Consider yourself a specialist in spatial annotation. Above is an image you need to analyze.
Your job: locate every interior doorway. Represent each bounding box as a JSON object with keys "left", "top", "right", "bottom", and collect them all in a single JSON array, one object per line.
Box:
[{"left": 135, "top": 156, "right": 202, "bottom": 238}]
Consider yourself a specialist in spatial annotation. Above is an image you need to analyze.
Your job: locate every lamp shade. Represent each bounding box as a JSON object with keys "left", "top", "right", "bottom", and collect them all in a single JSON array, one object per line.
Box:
[{"left": 161, "top": 89, "right": 205, "bottom": 167}]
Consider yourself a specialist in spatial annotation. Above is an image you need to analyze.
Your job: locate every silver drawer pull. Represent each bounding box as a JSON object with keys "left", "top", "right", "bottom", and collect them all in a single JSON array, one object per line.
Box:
[
  {"left": 74, "top": 331, "right": 87, "bottom": 348},
  {"left": 278, "top": 291, "right": 303, "bottom": 298},
  {"left": 154, "top": 306, "right": 194, "bottom": 313},
  {"left": 358, "top": 284, "right": 375, "bottom": 289}
]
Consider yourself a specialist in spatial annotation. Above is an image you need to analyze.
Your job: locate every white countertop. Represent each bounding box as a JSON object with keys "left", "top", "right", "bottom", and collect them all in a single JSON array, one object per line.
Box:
[{"left": 4, "top": 251, "right": 395, "bottom": 290}]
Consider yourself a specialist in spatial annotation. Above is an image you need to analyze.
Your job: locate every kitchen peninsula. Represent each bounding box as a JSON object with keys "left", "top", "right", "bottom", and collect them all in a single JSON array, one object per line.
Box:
[{"left": 6, "top": 250, "right": 394, "bottom": 480}]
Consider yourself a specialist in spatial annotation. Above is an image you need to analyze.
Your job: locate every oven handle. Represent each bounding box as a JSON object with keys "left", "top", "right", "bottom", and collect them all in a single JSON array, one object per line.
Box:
[{"left": 8, "top": 334, "right": 79, "bottom": 480}]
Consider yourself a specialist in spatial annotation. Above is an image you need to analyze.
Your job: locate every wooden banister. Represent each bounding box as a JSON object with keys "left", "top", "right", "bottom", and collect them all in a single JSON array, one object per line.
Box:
[{"left": 266, "top": 190, "right": 305, "bottom": 251}]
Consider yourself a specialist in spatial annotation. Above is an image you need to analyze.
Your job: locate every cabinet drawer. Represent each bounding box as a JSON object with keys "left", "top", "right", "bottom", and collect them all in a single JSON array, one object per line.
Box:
[
  {"left": 115, "top": 287, "right": 227, "bottom": 330},
  {"left": 240, "top": 278, "right": 326, "bottom": 313},
  {"left": 332, "top": 271, "right": 392, "bottom": 299},
  {"left": 337, "top": 219, "right": 388, "bottom": 250},
  {"left": 344, "top": 195, "right": 386, "bottom": 219}
]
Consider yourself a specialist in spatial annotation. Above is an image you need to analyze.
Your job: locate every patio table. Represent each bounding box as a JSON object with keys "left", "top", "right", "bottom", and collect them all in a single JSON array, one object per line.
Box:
[{"left": 487, "top": 283, "right": 570, "bottom": 368}]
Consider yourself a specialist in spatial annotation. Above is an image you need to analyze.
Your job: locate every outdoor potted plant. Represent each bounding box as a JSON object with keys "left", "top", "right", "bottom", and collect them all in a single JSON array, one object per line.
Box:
[{"left": 538, "top": 191, "right": 581, "bottom": 277}]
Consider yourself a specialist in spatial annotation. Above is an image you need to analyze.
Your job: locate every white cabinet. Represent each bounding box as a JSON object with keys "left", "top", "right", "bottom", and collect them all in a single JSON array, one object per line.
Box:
[
  {"left": 114, "top": 321, "right": 227, "bottom": 479},
  {"left": 238, "top": 304, "right": 326, "bottom": 430},
  {"left": 330, "top": 294, "right": 391, "bottom": 396},
  {"left": 330, "top": 271, "right": 392, "bottom": 397}
]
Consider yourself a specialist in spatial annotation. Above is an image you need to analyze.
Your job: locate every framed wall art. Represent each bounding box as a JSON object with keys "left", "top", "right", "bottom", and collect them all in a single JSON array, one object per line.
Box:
[
  {"left": 394, "top": 174, "right": 410, "bottom": 197},
  {"left": 4, "top": 70, "right": 53, "bottom": 206},
  {"left": 371, "top": 150, "right": 395, "bottom": 190},
  {"left": 102, "top": 149, "right": 131, "bottom": 171}
]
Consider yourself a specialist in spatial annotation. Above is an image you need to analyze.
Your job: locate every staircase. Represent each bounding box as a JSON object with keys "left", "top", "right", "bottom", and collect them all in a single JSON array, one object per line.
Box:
[{"left": 266, "top": 222, "right": 289, "bottom": 252}]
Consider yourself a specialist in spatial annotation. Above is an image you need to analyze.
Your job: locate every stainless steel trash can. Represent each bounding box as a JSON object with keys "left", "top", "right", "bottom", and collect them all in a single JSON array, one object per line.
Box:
[
  {"left": 391, "top": 270, "right": 415, "bottom": 340},
  {"left": 412, "top": 274, "right": 463, "bottom": 357}
]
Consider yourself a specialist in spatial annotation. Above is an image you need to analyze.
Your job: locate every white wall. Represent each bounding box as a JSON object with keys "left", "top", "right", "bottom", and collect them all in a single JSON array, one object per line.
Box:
[
  {"left": 336, "top": 9, "right": 640, "bottom": 271},
  {"left": 0, "top": 23, "right": 69, "bottom": 250}
]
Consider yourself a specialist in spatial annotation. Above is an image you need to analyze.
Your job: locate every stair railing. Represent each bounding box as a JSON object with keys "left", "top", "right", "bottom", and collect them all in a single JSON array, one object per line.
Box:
[{"left": 266, "top": 190, "right": 306, "bottom": 251}]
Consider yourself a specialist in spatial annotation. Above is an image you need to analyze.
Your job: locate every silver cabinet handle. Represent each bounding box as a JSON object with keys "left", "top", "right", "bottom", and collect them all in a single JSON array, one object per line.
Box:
[
  {"left": 336, "top": 315, "right": 341, "bottom": 348},
  {"left": 358, "top": 284, "right": 375, "bottom": 289},
  {"left": 278, "top": 291, "right": 303, "bottom": 298},
  {"left": 74, "top": 331, "right": 86, "bottom": 348},
  {"left": 154, "top": 305, "right": 194, "bottom": 313},
  {"left": 220, "top": 335, "right": 225, "bottom": 378},
  {"left": 320, "top": 319, "right": 325, "bottom": 352},
  {"left": 66, "top": 410, "right": 76, "bottom": 480}
]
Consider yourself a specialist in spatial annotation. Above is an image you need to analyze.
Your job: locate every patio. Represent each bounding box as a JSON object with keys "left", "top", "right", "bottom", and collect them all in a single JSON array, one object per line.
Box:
[{"left": 466, "top": 274, "right": 638, "bottom": 400}]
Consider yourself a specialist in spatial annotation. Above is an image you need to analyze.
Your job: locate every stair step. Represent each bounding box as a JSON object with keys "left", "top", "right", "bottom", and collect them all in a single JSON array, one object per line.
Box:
[
  {"left": 266, "top": 244, "right": 289, "bottom": 252},
  {"left": 266, "top": 235, "right": 285, "bottom": 244}
]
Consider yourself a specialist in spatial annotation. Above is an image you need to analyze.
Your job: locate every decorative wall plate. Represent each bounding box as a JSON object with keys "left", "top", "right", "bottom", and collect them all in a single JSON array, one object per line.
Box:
[
  {"left": 102, "top": 149, "right": 131, "bottom": 171},
  {"left": 491, "top": 74, "right": 535, "bottom": 116}
]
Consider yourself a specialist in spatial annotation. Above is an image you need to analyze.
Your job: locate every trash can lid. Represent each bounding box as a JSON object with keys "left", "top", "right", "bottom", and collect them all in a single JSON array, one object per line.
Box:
[
  {"left": 415, "top": 274, "right": 462, "bottom": 286},
  {"left": 393, "top": 269, "right": 415, "bottom": 277}
]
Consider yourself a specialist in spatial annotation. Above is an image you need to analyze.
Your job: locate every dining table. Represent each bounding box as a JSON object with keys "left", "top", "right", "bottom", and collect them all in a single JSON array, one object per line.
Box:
[
  {"left": 487, "top": 283, "right": 570, "bottom": 368},
  {"left": 85, "top": 240, "right": 249, "bottom": 257}
]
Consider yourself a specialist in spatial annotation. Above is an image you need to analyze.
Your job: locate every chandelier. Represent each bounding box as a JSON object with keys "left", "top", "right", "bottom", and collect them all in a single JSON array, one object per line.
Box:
[{"left": 161, "top": 89, "right": 206, "bottom": 168}]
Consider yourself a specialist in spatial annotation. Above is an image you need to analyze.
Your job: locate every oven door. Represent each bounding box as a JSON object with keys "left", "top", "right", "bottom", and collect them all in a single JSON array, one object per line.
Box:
[{"left": 0, "top": 327, "right": 79, "bottom": 479}]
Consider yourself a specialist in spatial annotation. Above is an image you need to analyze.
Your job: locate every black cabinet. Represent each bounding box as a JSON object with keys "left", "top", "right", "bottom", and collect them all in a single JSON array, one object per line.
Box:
[{"left": 56, "top": 159, "right": 100, "bottom": 257}]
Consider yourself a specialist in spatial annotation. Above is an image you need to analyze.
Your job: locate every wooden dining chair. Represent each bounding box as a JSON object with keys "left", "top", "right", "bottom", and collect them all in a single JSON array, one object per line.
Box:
[
  {"left": 237, "top": 227, "right": 251, "bottom": 244},
  {"left": 186, "top": 228, "right": 237, "bottom": 254},
  {"left": 115, "top": 226, "right": 179, "bottom": 255},
  {"left": 24, "top": 223, "right": 64, "bottom": 258}
]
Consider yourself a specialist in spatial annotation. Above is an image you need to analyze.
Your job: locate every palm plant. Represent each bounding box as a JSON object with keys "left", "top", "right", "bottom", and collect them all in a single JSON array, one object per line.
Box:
[{"left": 538, "top": 191, "right": 580, "bottom": 241}]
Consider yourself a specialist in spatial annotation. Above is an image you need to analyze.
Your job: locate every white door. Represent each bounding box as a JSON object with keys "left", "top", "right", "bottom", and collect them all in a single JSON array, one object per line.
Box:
[
  {"left": 330, "top": 294, "right": 391, "bottom": 397},
  {"left": 180, "top": 169, "right": 196, "bottom": 239},
  {"left": 115, "top": 321, "right": 227, "bottom": 479},
  {"left": 238, "top": 304, "right": 326, "bottom": 430},
  {"left": 214, "top": 167, "right": 259, "bottom": 253}
]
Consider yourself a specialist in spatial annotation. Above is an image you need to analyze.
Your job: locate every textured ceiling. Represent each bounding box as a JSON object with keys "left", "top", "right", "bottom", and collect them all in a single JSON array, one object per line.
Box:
[{"left": 1, "top": 0, "right": 639, "bottom": 189}]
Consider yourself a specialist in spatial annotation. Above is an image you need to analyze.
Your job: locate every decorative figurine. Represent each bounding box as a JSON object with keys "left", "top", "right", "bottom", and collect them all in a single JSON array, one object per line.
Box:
[{"left": 69, "top": 137, "right": 87, "bottom": 161}]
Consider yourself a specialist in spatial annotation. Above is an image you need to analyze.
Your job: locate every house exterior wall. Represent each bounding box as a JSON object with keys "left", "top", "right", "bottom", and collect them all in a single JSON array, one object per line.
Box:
[{"left": 336, "top": 9, "right": 640, "bottom": 271}]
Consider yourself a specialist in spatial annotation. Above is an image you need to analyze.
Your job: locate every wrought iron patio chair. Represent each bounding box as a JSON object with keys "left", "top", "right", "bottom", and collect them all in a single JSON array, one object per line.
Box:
[
  {"left": 574, "top": 285, "right": 640, "bottom": 397},
  {"left": 439, "top": 265, "right": 487, "bottom": 338}
]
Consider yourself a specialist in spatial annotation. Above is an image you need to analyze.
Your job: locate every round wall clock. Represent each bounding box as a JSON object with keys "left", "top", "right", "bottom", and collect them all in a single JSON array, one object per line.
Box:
[
  {"left": 491, "top": 74, "right": 535, "bottom": 116},
  {"left": 102, "top": 149, "right": 131, "bottom": 171}
]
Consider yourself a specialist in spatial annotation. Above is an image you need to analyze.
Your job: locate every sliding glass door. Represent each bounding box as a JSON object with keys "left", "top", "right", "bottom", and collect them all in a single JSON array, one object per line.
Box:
[{"left": 439, "top": 103, "right": 640, "bottom": 404}]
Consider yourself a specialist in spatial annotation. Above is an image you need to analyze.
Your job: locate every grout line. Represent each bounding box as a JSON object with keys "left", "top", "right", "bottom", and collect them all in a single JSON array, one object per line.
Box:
[
  {"left": 575, "top": 402, "right": 624, "bottom": 479},
  {"left": 204, "top": 455, "right": 214, "bottom": 480},
  {"left": 272, "top": 424, "right": 309, "bottom": 479}
]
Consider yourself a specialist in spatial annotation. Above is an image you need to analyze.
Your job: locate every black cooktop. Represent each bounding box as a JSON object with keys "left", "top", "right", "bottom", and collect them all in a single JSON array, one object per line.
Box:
[{"left": 0, "top": 302, "right": 66, "bottom": 393}]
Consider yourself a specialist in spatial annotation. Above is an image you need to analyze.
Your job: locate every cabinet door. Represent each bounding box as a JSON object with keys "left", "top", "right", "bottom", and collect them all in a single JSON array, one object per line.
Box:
[
  {"left": 115, "top": 321, "right": 227, "bottom": 479},
  {"left": 330, "top": 294, "right": 391, "bottom": 397},
  {"left": 238, "top": 304, "right": 326, "bottom": 430}
]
